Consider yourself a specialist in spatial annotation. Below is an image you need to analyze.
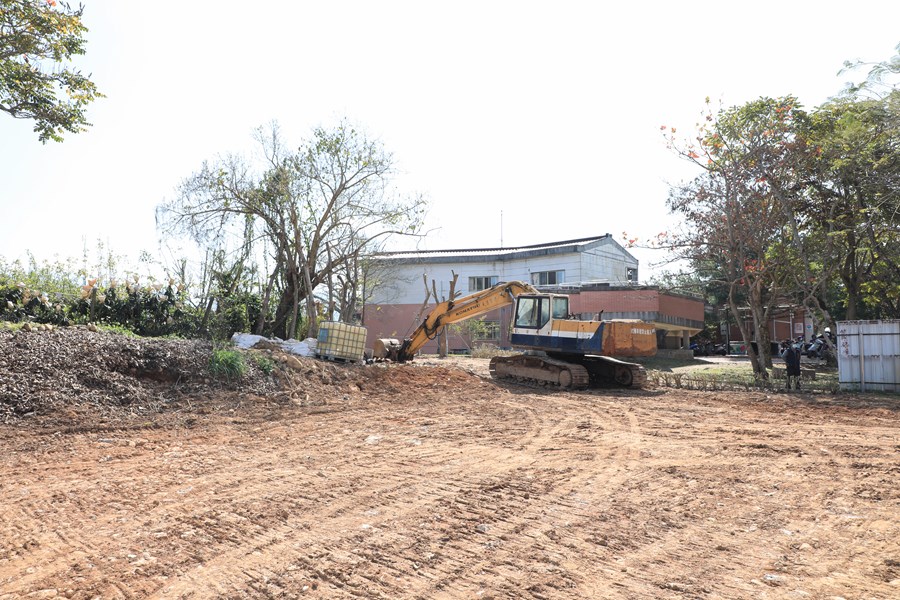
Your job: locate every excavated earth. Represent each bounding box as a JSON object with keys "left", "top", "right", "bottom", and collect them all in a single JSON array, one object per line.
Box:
[{"left": 1, "top": 327, "right": 899, "bottom": 599}]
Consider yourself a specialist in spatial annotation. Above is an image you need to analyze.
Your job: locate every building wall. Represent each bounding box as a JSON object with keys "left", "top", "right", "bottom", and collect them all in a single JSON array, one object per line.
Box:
[
  {"left": 568, "top": 289, "right": 661, "bottom": 315},
  {"left": 369, "top": 242, "right": 637, "bottom": 305},
  {"left": 369, "top": 254, "right": 584, "bottom": 305},
  {"left": 579, "top": 242, "right": 638, "bottom": 283},
  {"left": 658, "top": 294, "right": 705, "bottom": 323}
]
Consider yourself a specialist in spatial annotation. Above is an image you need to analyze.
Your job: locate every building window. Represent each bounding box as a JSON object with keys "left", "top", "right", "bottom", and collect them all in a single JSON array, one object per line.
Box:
[
  {"left": 626, "top": 267, "right": 638, "bottom": 283},
  {"left": 531, "top": 270, "right": 564, "bottom": 286},
  {"left": 469, "top": 275, "right": 498, "bottom": 291},
  {"left": 475, "top": 320, "right": 500, "bottom": 341}
]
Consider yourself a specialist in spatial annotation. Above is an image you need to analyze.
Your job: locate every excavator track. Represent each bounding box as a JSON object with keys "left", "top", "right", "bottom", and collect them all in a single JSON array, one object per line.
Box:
[
  {"left": 490, "top": 354, "right": 647, "bottom": 390},
  {"left": 489, "top": 355, "right": 591, "bottom": 389},
  {"left": 577, "top": 355, "right": 647, "bottom": 389}
]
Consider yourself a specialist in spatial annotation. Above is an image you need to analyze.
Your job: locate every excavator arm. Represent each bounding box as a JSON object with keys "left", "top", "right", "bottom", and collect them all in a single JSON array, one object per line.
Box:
[{"left": 375, "top": 280, "right": 539, "bottom": 362}]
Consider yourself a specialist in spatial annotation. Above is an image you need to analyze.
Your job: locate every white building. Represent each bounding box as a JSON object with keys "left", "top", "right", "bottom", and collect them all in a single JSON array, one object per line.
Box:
[{"left": 369, "top": 234, "right": 639, "bottom": 305}]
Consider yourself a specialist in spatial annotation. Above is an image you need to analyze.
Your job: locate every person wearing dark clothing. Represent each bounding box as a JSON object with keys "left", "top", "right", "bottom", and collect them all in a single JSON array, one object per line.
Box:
[{"left": 782, "top": 342, "right": 802, "bottom": 390}]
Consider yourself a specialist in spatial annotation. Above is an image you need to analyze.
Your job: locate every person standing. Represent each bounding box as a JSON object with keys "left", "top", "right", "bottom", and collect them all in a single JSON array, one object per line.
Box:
[{"left": 782, "top": 341, "right": 802, "bottom": 391}]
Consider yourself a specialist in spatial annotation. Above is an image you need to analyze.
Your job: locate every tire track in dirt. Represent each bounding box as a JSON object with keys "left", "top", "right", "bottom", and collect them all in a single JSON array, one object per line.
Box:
[
  {"left": 0, "top": 447, "right": 132, "bottom": 593},
  {"left": 573, "top": 392, "right": 899, "bottom": 598},
  {"left": 147, "top": 394, "right": 553, "bottom": 597},
  {"left": 390, "top": 391, "right": 648, "bottom": 599}
]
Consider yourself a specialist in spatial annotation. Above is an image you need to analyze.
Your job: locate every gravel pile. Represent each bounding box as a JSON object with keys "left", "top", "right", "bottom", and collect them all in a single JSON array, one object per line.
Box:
[{"left": 0, "top": 326, "right": 280, "bottom": 424}]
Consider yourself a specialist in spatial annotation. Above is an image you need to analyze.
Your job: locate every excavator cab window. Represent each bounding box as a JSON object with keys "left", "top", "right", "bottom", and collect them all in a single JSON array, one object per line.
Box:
[
  {"left": 514, "top": 296, "right": 550, "bottom": 329},
  {"left": 552, "top": 297, "right": 569, "bottom": 319}
]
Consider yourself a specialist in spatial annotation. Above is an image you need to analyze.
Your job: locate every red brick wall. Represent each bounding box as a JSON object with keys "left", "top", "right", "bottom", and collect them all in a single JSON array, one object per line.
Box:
[
  {"left": 569, "top": 290, "right": 661, "bottom": 314},
  {"left": 658, "top": 294, "right": 705, "bottom": 322}
]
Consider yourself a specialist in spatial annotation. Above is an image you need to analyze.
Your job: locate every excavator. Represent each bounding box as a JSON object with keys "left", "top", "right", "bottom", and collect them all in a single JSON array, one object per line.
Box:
[{"left": 373, "top": 280, "right": 656, "bottom": 389}]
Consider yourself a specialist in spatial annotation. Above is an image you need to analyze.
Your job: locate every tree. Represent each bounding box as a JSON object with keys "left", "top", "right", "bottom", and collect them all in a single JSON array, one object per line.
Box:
[
  {"left": 157, "top": 120, "right": 427, "bottom": 340},
  {"left": 806, "top": 92, "right": 900, "bottom": 319},
  {"left": 0, "top": 0, "right": 102, "bottom": 142},
  {"left": 839, "top": 42, "right": 900, "bottom": 98},
  {"left": 661, "top": 97, "right": 812, "bottom": 377}
]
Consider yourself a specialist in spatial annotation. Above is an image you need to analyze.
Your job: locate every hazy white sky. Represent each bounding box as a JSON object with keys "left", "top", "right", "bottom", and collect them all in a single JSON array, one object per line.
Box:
[{"left": 1, "top": 1, "right": 897, "bottom": 281}]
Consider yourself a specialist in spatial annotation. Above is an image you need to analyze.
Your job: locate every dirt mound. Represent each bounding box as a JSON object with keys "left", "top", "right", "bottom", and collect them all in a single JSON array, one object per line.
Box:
[
  {"left": 0, "top": 326, "right": 283, "bottom": 424},
  {"left": 0, "top": 326, "right": 493, "bottom": 428}
]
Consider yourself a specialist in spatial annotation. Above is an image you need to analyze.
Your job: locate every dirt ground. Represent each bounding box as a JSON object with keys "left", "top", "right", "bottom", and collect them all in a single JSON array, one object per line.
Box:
[{"left": 1, "top": 330, "right": 899, "bottom": 599}]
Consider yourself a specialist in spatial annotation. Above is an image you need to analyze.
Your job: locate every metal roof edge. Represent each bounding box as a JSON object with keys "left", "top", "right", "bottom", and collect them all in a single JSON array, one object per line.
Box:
[{"left": 371, "top": 234, "right": 614, "bottom": 261}]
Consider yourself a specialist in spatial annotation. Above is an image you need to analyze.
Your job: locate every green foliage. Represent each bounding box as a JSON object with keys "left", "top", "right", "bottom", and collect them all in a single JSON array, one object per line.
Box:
[
  {"left": 251, "top": 353, "right": 276, "bottom": 375},
  {"left": 662, "top": 64, "right": 900, "bottom": 363},
  {"left": 0, "top": 253, "right": 82, "bottom": 297},
  {"left": 208, "top": 347, "right": 246, "bottom": 380},
  {"left": 450, "top": 317, "right": 500, "bottom": 351},
  {"left": 211, "top": 302, "right": 250, "bottom": 341},
  {"left": 95, "top": 323, "right": 137, "bottom": 337},
  {"left": 0, "top": 255, "right": 204, "bottom": 335},
  {"left": 0, "top": 0, "right": 104, "bottom": 142}
]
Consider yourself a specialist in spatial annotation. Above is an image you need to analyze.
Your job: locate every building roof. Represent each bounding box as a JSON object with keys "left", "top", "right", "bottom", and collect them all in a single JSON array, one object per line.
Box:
[{"left": 373, "top": 234, "right": 637, "bottom": 265}]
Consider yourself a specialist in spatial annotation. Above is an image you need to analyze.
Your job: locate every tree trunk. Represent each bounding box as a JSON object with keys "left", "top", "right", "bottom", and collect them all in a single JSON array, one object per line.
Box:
[
  {"left": 302, "top": 260, "right": 317, "bottom": 339},
  {"left": 729, "top": 286, "right": 767, "bottom": 379},
  {"left": 255, "top": 256, "right": 282, "bottom": 335}
]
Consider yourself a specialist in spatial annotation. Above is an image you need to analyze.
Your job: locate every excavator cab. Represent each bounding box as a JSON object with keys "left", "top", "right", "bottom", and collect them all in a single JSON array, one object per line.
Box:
[{"left": 513, "top": 294, "right": 569, "bottom": 329}]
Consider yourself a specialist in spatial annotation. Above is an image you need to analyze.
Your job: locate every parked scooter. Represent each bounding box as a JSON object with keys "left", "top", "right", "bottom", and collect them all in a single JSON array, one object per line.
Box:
[
  {"left": 691, "top": 341, "right": 727, "bottom": 356},
  {"left": 806, "top": 329, "right": 834, "bottom": 360},
  {"left": 691, "top": 341, "right": 710, "bottom": 356}
]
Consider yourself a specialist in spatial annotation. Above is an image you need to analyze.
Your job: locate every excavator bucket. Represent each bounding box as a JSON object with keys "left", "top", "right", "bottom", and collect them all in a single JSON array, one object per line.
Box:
[{"left": 373, "top": 338, "right": 403, "bottom": 361}]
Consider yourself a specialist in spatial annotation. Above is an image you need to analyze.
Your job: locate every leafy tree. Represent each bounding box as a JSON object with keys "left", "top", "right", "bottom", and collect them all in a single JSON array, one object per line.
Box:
[
  {"left": 0, "top": 0, "right": 102, "bottom": 142},
  {"left": 806, "top": 92, "right": 900, "bottom": 319},
  {"left": 661, "top": 97, "right": 811, "bottom": 376},
  {"left": 839, "top": 42, "right": 900, "bottom": 98}
]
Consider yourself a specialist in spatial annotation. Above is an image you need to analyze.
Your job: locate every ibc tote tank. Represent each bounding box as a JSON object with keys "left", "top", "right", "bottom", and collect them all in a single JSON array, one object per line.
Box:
[{"left": 316, "top": 321, "right": 368, "bottom": 362}]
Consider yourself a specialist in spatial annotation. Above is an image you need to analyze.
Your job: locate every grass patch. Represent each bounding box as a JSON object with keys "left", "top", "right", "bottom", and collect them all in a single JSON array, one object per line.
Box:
[
  {"left": 252, "top": 353, "right": 276, "bottom": 376},
  {"left": 643, "top": 359, "right": 840, "bottom": 393},
  {"left": 633, "top": 356, "right": 711, "bottom": 372},
  {"left": 470, "top": 344, "right": 517, "bottom": 359},
  {"left": 96, "top": 323, "right": 138, "bottom": 337},
  {"left": 209, "top": 347, "right": 247, "bottom": 380}
]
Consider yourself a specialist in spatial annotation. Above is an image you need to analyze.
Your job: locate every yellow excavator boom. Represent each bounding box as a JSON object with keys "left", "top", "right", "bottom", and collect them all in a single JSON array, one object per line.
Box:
[{"left": 375, "top": 280, "right": 539, "bottom": 362}]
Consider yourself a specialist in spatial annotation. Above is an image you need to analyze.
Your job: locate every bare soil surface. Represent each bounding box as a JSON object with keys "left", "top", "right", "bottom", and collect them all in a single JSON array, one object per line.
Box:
[{"left": 1, "top": 329, "right": 899, "bottom": 599}]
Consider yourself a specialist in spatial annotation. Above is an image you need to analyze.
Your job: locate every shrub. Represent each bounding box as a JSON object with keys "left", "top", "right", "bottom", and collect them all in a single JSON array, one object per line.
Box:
[{"left": 209, "top": 347, "right": 247, "bottom": 380}]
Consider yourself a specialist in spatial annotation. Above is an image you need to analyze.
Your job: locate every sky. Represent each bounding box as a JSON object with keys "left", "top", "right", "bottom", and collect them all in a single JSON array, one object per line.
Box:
[{"left": 1, "top": 1, "right": 898, "bottom": 283}]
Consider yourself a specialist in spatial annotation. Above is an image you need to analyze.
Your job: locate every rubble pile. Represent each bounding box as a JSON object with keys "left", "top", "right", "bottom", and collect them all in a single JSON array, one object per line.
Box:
[{"left": 0, "top": 326, "right": 279, "bottom": 423}]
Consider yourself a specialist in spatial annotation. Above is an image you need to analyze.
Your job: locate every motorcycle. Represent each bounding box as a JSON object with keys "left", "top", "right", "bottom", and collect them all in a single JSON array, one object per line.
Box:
[
  {"left": 692, "top": 341, "right": 727, "bottom": 356},
  {"left": 806, "top": 333, "right": 834, "bottom": 360}
]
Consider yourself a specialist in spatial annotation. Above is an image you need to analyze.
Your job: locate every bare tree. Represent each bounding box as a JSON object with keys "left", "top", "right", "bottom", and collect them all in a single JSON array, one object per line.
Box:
[{"left": 157, "top": 120, "right": 427, "bottom": 339}]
